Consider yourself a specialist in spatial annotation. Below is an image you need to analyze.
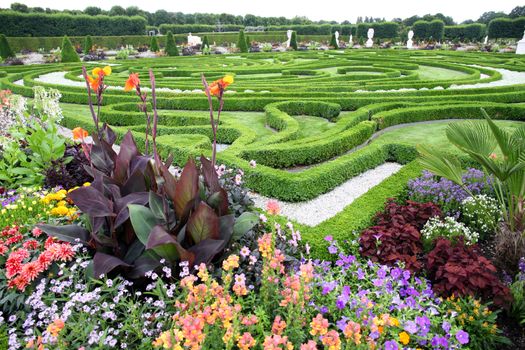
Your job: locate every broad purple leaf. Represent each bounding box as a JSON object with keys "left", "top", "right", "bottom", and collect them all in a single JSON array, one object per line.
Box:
[
  {"left": 187, "top": 202, "right": 220, "bottom": 244},
  {"left": 93, "top": 252, "right": 131, "bottom": 278},
  {"left": 113, "top": 131, "right": 139, "bottom": 184},
  {"left": 200, "top": 155, "right": 221, "bottom": 193},
  {"left": 114, "top": 192, "right": 149, "bottom": 228},
  {"left": 174, "top": 158, "right": 199, "bottom": 219},
  {"left": 68, "top": 186, "right": 113, "bottom": 217},
  {"left": 188, "top": 239, "right": 226, "bottom": 265}
]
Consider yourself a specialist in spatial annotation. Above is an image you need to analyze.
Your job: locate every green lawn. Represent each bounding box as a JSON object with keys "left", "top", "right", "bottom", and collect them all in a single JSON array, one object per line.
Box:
[{"left": 416, "top": 65, "right": 469, "bottom": 80}]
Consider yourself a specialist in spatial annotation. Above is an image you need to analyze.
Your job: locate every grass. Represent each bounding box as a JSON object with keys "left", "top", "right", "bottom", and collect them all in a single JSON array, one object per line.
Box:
[
  {"left": 372, "top": 119, "right": 524, "bottom": 154},
  {"left": 416, "top": 65, "right": 470, "bottom": 80}
]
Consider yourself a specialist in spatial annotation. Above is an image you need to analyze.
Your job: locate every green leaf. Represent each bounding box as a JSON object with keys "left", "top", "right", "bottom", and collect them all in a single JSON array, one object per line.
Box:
[
  {"left": 233, "top": 212, "right": 259, "bottom": 240},
  {"left": 128, "top": 204, "right": 159, "bottom": 245}
]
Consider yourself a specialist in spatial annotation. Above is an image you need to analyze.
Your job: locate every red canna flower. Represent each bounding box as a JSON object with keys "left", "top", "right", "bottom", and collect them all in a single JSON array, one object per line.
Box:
[
  {"left": 72, "top": 127, "right": 89, "bottom": 141},
  {"left": 207, "top": 75, "right": 234, "bottom": 97},
  {"left": 124, "top": 73, "right": 140, "bottom": 92}
]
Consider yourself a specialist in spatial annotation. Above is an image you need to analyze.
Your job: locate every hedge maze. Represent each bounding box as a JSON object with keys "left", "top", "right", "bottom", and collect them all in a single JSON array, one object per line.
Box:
[{"left": 2, "top": 49, "right": 525, "bottom": 257}]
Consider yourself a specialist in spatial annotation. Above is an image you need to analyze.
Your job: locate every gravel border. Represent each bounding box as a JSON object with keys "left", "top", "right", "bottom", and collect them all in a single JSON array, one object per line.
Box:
[{"left": 250, "top": 162, "right": 403, "bottom": 226}]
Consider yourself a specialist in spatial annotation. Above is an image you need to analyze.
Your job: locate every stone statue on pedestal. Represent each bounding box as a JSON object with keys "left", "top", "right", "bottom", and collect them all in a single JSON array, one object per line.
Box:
[
  {"left": 366, "top": 28, "right": 374, "bottom": 48},
  {"left": 517, "top": 30, "right": 525, "bottom": 55},
  {"left": 407, "top": 30, "right": 414, "bottom": 49}
]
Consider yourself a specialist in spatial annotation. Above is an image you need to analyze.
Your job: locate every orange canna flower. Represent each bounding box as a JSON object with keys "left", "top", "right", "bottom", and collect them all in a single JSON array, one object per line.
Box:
[
  {"left": 207, "top": 75, "right": 234, "bottom": 97},
  {"left": 87, "top": 75, "right": 102, "bottom": 92},
  {"left": 124, "top": 73, "right": 140, "bottom": 92},
  {"left": 72, "top": 127, "right": 88, "bottom": 140}
]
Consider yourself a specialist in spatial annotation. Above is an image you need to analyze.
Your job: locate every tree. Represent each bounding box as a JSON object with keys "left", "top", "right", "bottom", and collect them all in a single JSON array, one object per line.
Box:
[
  {"left": 245, "top": 34, "right": 250, "bottom": 49},
  {"left": 237, "top": 29, "right": 248, "bottom": 53},
  {"left": 109, "top": 6, "right": 126, "bottom": 16},
  {"left": 83, "top": 35, "right": 93, "bottom": 54},
  {"left": 10, "top": 2, "right": 29, "bottom": 13},
  {"left": 202, "top": 35, "right": 210, "bottom": 49},
  {"left": 84, "top": 6, "right": 102, "bottom": 16},
  {"left": 165, "top": 31, "right": 179, "bottom": 56},
  {"left": 150, "top": 36, "right": 160, "bottom": 52},
  {"left": 60, "top": 36, "right": 80, "bottom": 63},
  {"left": 290, "top": 31, "right": 298, "bottom": 50},
  {"left": 329, "top": 32, "right": 339, "bottom": 48},
  {"left": 509, "top": 6, "right": 525, "bottom": 18},
  {"left": 126, "top": 6, "right": 140, "bottom": 16},
  {"left": 0, "top": 34, "right": 15, "bottom": 60},
  {"left": 153, "top": 10, "right": 170, "bottom": 26},
  {"left": 477, "top": 11, "right": 507, "bottom": 24}
]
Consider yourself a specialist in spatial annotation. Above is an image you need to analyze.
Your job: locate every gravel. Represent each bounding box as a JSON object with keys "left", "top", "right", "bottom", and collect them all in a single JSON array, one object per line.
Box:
[{"left": 250, "top": 162, "right": 403, "bottom": 226}]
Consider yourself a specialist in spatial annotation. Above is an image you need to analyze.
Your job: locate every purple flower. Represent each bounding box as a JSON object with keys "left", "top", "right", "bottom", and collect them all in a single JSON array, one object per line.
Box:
[
  {"left": 324, "top": 235, "right": 333, "bottom": 242},
  {"left": 431, "top": 336, "right": 449, "bottom": 348},
  {"left": 455, "top": 330, "right": 469, "bottom": 345},
  {"left": 404, "top": 320, "right": 418, "bottom": 334},
  {"left": 384, "top": 340, "right": 399, "bottom": 350},
  {"left": 328, "top": 244, "right": 338, "bottom": 255},
  {"left": 442, "top": 321, "right": 451, "bottom": 333}
]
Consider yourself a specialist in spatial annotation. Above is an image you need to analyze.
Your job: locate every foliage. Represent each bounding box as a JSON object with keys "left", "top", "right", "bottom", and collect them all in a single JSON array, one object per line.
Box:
[
  {"left": 0, "top": 12, "right": 147, "bottom": 37},
  {"left": 356, "top": 22, "right": 399, "bottom": 39},
  {"left": 60, "top": 35, "right": 80, "bottom": 63},
  {"left": 441, "top": 295, "right": 511, "bottom": 349},
  {"left": 83, "top": 35, "right": 93, "bottom": 55},
  {"left": 164, "top": 31, "right": 179, "bottom": 56},
  {"left": 329, "top": 33, "right": 338, "bottom": 49},
  {"left": 412, "top": 20, "right": 445, "bottom": 41},
  {"left": 488, "top": 16, "right": 525, "bottom": 38},
  {"left": 150, "top": 36, "right": 160, "bottom": 52},
  {"left": 509, "top": 258, "right": 525, "bottom": 325},
  {"left": 426, "top": 237, "right": 511, "bottom": 306},
  {"left": 290, "top": 31, "right": 298, "bottom": 50},
  {"left": 44, "top": 144, "right": 93, "bottom": 190},
  {"left": 418, "top": 110, "right": 525, "bottom": 235},
  {"left": 237, "top": 29, "right": 248, "bottom": 53},
  {"left": 444, "top": 24, "right": 486, "bottom": 42},
  {"left": 461, "top": 194, "right": 501, "bottom": 240},
  {"left": 0, "top": 34, "right": 15, "bottom": 60},
  {"left": 421, "top": 216, "right": 479, "bottom": 252},
  {"left": 360, "top": 199, "right": 442, "bottom": 271},
  {"left": 408, "top": 169, "right": 493, "bottom": 217}
]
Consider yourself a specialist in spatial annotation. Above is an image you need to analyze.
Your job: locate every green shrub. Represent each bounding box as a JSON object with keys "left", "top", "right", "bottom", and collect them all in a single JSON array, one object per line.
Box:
[
  {"left": 0, "top": 34, "right": 15, "bottom": 59},
  {"left": 0, "top": 11, "right": 146, "bottom": 36},
  {"left": 488, "top": 17, "right": 525, "bottom": 38},
  {"left": 290, "top": 31, "right": 298, "bottom": 50},
  {"left": 356, "top": 22, "right": 400, "bottom": 39},
  {"left": 165, "top": 31, "right": 179, "bottom": 56},
  {"left": 202, "top": 35, "right": 210, "bottom": 49},
  {"left": 60, "top": 35, "right": 80, "bottom": 63},
  {"left": 83, "top": 35, "right": 93, "bottom": 54},
  {"left": 238, "top": 29, "right": 248, "bottom": 53},
  {"left": 412, "top": 20, "right": 444, "bottom": 41},
  {"left": 329, "top": 33, "right": 338, "bottom": 48},
  {"left": 150, "top": 36, "right": 160, "bottom": 52},
  {"left": 444, "top": 24, "right": 486, "bottom": 42}
]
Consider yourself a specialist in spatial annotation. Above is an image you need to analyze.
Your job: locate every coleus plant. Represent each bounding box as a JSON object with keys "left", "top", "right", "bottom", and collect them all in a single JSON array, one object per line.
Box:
[{"left": 38, "top": 67, "right": 257, "bottom": 280}]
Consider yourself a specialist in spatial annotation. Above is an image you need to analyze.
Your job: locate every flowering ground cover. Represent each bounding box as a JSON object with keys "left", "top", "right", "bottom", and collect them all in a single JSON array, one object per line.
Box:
[{"left": 0, "top": 49, "right": 525, "bottom": 349}]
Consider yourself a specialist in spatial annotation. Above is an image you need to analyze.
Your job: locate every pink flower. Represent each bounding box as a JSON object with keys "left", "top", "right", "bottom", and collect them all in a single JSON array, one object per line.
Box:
[
  {"left": 249, "top": 160, "right": 257, "bottom": 168},
  {"left": 266, "top": 200, "right": 280, "bottom": 215}
]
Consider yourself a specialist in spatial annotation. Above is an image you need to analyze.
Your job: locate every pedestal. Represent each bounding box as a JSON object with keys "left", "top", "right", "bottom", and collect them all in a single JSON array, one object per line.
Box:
[
  {"left": 366, "top": 39, "right": 373, "bottom": 48},
  {"left": 517, "top": 39, "right": 525, "bottom": 55}
]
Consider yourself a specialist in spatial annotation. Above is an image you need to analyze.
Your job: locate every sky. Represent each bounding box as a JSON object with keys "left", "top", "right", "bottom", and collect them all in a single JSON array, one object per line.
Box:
[{"left": 4, "top": 0, "right": 523, "bottom": 23}]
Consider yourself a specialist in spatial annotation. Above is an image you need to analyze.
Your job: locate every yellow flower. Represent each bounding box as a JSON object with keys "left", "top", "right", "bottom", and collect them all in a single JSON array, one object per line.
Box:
[
  {"left": 92, "top": 66, "right": 112, "bottom": 77},
  {"left": 399, "top": 331, "right": 410, "bottom": 345},
  {"left": 51, "top": 206, "right": 69, "bottom": 216},
  {"left": 83, "top": 182, "right": 91, "bottom": 187},
  {"left": 223, "top": 75, "right": 234, "bottom": 84}
]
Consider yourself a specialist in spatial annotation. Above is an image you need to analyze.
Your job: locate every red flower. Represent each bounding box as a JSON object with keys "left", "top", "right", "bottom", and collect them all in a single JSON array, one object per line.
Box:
[
  {"left": 124, "top": 73, "right": 140, "bottom": 92},
  {"left": 21, "top": 261, "right": 43, "bottom": 281},
  {"left": 23, "top": 239, "right": 39, "bottom": 250}
]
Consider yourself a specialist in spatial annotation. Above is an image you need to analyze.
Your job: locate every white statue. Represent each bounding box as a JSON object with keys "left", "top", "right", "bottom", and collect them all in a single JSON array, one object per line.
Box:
[
  {"left": 334, "top": 31, "right": 339, "bottom": 44},
  {"left": 517, "top": 29, "right": 525, "bottom": 55},
  {"left": 187, "top": 32, "right": 202, "bottom": 46},
  {"left": 349, "top": 34, "right": 353, "bottom": 45},
  {"left": 286, "top": 30, "right": 293, "bottom": 48},
  {"left": 366, "top": 28, "right": 374, "bottom": 48},
  {"left": 484, "top": 36, "right": 488, "bottom": 45},
  {"left": 407, "top": 30, "right": 414, "bottom": 49}
]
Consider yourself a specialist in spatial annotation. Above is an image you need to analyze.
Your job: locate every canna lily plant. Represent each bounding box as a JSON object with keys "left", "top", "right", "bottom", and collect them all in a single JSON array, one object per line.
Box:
[
  {"left": 417, "top": 109, "right": 525, "bottom": 233},
  {"left": 39, "top": 67, "right": 256, "bottom": 280}
]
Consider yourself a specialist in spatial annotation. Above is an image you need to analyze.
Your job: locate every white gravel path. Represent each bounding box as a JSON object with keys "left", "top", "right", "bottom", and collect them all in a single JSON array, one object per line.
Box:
[{"left": 250, "top": 162, "right": 403, "bottom": 226}]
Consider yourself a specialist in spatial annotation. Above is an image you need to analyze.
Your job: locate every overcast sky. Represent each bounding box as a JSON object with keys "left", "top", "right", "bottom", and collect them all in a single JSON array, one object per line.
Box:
[{"left": 4, "top": 0, "right": 523, "bottom": 23}]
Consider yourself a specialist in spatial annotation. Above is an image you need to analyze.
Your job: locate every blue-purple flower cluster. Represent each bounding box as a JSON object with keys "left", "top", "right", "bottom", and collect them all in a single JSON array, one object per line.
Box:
[{"left": 408, "top": 168, "right": 492, "bottom": 217}]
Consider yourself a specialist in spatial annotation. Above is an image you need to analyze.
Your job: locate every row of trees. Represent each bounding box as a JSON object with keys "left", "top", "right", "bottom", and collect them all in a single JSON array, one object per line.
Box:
[{"left": 2, "top": 2, "right": 524, "bottom": 28}]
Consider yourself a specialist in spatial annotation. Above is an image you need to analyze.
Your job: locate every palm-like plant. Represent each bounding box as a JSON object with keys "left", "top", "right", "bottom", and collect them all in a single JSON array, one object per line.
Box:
[{"left": 417, "top": 109, "right": 525, "bottom": 233}]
